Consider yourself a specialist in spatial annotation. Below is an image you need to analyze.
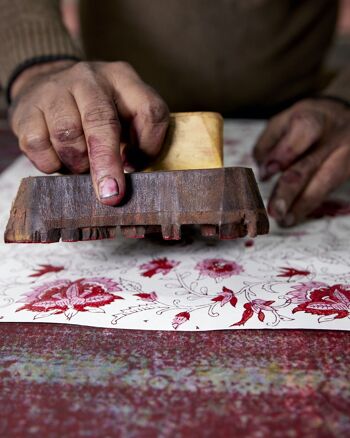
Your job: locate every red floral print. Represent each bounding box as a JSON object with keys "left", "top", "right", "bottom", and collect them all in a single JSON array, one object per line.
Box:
[
  {"left": 134, "top": 292, "right": 158, "bottom": 302},
  {"left": 140, "top": 258, "right": 180, "bottom": 278},
  {"left": 17, "top": 278, "right": 123, "bottom": 320},
  {"left": 277, "top": 267, "right": 310, "bottom": 279},
  {"left": 172, "top": 311, "right": 190, "bottom": 329},
  {"left": 231, "top": 299, "right": 275, "bottom": 326},
  {"left": 293, "top": 284, "right": 350, "bottom": 322},
  {"left": 211, "top": 287, "right": 237, "bottom": 307},
  {"left": 285, "top": 281, "right": 327, "bottom": 304},
  {"left": 195, "top": 258, "right": 243, "bottom": 279},
  {"left": 29, "top": 264, "right": 64, "bottom": 277}
]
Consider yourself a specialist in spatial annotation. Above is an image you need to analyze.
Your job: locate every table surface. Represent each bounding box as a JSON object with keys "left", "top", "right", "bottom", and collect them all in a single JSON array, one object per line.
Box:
[{"left": 0, "top": 119, "right": 349, "bottom": 438}]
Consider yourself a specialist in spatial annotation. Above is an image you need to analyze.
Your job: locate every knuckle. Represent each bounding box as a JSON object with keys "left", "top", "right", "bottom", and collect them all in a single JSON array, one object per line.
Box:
[
  {"left": 112, "top": 61, "right": 135, "bottom": 75},
  {"left": 72, "top": 61, "right": 92, "bottom": 76},
  {"left": 140, "top": 99, "right": 169, "bottom": 124},
  {"left": 83, "top": 103, "right": 119, "bottom": 129},
  {"left": 51, "top": 121, "right": 84, "bottom": 144},
  {"left": 292, "top": 110, "right": 320, "bottom": 131},
  {"left": 20, "top": 133, "right": 50, "bottom": 153}
]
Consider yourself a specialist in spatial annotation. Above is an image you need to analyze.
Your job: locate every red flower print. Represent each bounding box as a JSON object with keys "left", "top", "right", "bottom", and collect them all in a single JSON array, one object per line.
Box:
[
  {"left": 277, "top": 267, "right": 310, "bottom": 279},
  {"left": 172, "top": 311, "right": 190, "bottom": 330},
  {"left": 293, "top": 284, "right": 350, "bottom": 322},
  {"left": 29, "top": 264, "right": 64, "bottom": 277},
  {"left": 285, "top": 281, "right": 327, "bottom": 304},
  {"left": 195, "top": 258, "right": 243, "bottom": 279},
  {"left": 231, "top": 299, "right": 275, "bottom": 326},
  {"left": 17, "top": 277, "right": 123, "bottom": 320},
  {"left": 140, "top": 258, "right": 180, "bottom": 278},
  {"left": 211, "top": 287, "right": 237, "bottom": 307},
  {"left": 134, "top": 292, "right": 158, "bottom": 302}
]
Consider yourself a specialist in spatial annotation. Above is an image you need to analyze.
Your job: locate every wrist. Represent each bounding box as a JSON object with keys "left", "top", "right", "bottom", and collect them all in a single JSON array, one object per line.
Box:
[
  {"left": 11, "top": 59, "right": 77, "bottom": 100},
  {"left": 7, "top": 55, "right": 81, "bottom": 103}
]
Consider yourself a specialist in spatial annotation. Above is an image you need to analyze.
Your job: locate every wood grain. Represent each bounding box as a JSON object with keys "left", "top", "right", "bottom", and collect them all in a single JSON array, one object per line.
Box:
[
  {"left": 146, "top": 112, "right": 223, "bottom": 171},
  {"left": 5, "top": 167, "right": 269, "bottom": 243}
]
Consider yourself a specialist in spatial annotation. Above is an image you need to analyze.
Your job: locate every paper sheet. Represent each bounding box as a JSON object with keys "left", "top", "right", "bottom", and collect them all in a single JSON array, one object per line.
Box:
[{"left": 0, "top": 120, "right": 350, "bottom": 331}]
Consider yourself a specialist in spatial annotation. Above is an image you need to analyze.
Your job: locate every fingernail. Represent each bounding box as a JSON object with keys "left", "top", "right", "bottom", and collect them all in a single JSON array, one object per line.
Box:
[
  {"left": 274, "top": 198, "right": 287, "bottom": 217},
  {"left": 98, "top": 177, "right": 119, "bottom": 199},
  {"left": 280, "top": 213, "right": 295, "bottom": 227}
]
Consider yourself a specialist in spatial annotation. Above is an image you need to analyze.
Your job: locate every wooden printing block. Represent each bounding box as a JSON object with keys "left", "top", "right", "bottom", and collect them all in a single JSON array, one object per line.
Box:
[{"left": 4, "top": 167, "right": 269, "bottom": 243}]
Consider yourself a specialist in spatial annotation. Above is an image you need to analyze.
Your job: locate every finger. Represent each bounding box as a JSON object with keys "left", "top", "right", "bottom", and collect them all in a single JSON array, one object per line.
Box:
[
  {"left": 261, "top": 110, "right": 324, "bottom": 179},
  {"left": 253, "top": 109, "right": 290, "bottom": 172},
  {"left": 44, "top": 93, "right": 89, "bottom": 174},
  {"left": 73, "top": 79, "right": 124, "bottom": 206},
  {"left": 105, "top": 62, "right": 169, "bottom": 167},
  {"left": 14, "top": 108, "right": 61, "bottom": 173},
  {"left": 289, "top": 145, "right": 350, "bottom": 225},
  {"left": 268, "top": 141, "right": 336, "bottom": 224}
]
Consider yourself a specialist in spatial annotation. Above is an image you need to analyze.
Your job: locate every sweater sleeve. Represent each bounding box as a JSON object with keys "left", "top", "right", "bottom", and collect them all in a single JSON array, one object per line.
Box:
[
  {"left": 321, "top": 67, "right": 350, "bottom": 106},
  {"left": 0, "top": 0, "right": 81, "bottom": 89}
]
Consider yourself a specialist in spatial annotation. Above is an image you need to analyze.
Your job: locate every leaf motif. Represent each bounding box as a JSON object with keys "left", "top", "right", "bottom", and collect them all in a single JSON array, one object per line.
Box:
[
  {"left": 85, "top": 307, "right": 106, "bottom": 313},
  {"left": 318, "top": 314, "right": 338, "bottom": 323},
  {"left": 258, "top": 310, "right": 265, "bottom": 322},
  {"left": 279, "top": 315, "right": 294, "bottom": 321},
  {"left": 333, "top": 289, "right": 350, "bottom": 306},
  {"left": 119, "top": 277, "right": 142, "bottom": 292},
  {"left": 33, "top": 310, "right": 62, "bottom": 319},
  {"left": 190, "top": 282, "right": 198, "bottom": 290},
  {"left": 165, "top": 283, "right": 181, "bottom": 289}
]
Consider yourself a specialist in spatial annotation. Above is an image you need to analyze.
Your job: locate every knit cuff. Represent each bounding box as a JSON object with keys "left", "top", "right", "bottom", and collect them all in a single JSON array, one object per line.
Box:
[{"left": 6, "top": 54, "right": 81, "bottom": 104}]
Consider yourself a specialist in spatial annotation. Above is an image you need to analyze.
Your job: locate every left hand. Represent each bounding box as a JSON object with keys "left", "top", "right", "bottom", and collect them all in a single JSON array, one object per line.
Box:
[{"left": 253, "top": 98, "right": 350, "bottom": 226}]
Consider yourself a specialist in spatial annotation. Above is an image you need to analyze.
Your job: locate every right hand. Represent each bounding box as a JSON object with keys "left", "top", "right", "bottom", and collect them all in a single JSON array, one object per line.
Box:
[{"left": 10, "top": 60, "right": 170, "bottom": 205}]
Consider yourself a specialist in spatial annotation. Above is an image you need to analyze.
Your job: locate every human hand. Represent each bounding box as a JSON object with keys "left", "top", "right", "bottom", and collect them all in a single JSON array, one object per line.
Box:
[
  {"left": 10, "top": 60, "right": 169, "bottom": 205},
  {"left": 253, "top": 98, "right": 350, "bottom": 226}
]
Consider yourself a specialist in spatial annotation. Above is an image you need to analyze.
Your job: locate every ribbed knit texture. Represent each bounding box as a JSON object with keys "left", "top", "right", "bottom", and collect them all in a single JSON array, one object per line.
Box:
[{"left": 0, "top": 0, "right": 81, "bottom": 87}]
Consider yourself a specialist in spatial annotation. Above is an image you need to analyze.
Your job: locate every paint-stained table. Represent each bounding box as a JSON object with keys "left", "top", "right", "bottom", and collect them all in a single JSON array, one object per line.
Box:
[{"left": 0, "top": 118, "right": 349, "bottom": 438}]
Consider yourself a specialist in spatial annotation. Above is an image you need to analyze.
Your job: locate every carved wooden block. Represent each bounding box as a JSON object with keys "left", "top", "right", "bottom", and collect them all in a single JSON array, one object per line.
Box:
[{"left": 5, "top": 167, "right": 269, "bottom": 243}]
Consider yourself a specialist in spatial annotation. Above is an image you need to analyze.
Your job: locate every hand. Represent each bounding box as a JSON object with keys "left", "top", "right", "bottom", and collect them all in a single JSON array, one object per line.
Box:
[
  {"left": 10, "top": 60, "right": 169, "bottom": 205},
  {"left": 253, "top": 98, "right": 350, "bottom": 226}
]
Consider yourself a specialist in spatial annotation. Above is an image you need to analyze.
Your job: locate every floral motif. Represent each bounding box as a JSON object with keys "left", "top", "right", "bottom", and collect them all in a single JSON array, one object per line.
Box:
[
  {"left": 29, "top": 264, "right": 64, "bottom": 277},
  {"left": 172, "top": 311, "right": 190, "bottom": 329},
  {"left": 285, "top": 281, "right": 327, "bottom": 304},
  {"left": 140, "top": 258, "right": 180, "bottom": 278},
  {"left": 232, "top": 299, "right": 275, "bottom": 326},
  {"left": 293, "top": 284, "right": 350, "bottom": 322},
  {"left": 211, "top": 287, "right": 237, "bottom": 307},
  {"left": 195, "top": 258, "right": 243, "bottom": 279},
  {"left": 17, "top": 278, "right": 123, "bottom": 320},
  {"left": 277, "top": 267, "right": 310, "bottom": 279},
  {"left": 134, "top": 292, "right": 158, "bottom": 302}
]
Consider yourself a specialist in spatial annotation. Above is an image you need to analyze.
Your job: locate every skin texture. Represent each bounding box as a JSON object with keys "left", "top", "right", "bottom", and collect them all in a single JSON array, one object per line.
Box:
[
  {"left": 11, "top": 61, "right": 350, "bottom": 225},
  {"left": 10, "top": 60, "right": 169, "bottom": 206},
  {"left": 254, "top": 98, "right": 350, "bottom": 227}
]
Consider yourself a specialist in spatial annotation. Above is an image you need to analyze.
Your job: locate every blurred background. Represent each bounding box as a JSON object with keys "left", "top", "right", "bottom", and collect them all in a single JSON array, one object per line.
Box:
[
  {"left": 1, "top": 0, "right": 350, "bottom": 114},
  {"left": 61, "top": 0, "right": 350, "bottom": 66}
]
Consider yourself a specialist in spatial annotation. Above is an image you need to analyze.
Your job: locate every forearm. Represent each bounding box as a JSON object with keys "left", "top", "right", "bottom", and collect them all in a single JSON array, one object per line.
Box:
[{"left": 0, "top": 0, "right": 81, "bottom": 98}]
